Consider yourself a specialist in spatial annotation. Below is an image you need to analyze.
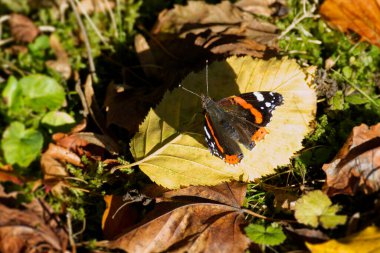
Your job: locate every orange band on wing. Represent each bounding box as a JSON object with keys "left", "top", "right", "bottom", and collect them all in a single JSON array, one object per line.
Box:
[
  {"left": 233, "top": 97, "right": 263, "bottom": 124},
  {"left": 205, "top": 114, "right": 224, "bottom": 153},
  {"left": 251, "top": 127, "right": 268, "bottom": 142},
  {"left": 225, "top": 154, "right": 240, "bottom": 164}
]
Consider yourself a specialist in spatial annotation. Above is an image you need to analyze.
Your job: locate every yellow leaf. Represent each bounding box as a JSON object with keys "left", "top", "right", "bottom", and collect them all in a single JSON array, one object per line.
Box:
[
  {"left": 306, "top": 226, "right": 380, "bottom": 253},
  {"left": 130, "top": 56, "right": 316, "bottom": 188}
]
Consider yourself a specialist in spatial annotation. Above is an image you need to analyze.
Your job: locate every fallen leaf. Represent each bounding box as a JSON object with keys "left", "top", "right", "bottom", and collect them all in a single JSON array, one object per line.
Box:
[
  {"left": 41, "top": 129, "right": 120, "bottom": 194},
  {"left": 9, "top": 13, "right": 39, "bottom": 43},
  {"left": 78, "top": 0, "right": 115, "bottom": 14},
  {"left": 323, "top": 123, "right": 380, "bottom": 196},
  {"left": 235, "top": 0, "right": 287, "bottom": 17},
  {"left": 152, "top": 0, "right": 279, "bottom": 56},
  {"left": 102, "top": 191, "right": 153, "bottom": 240},
  {"left": 306, "top": 226, "right": 380, "bottom": 253},
  {"left": 54, "top": 132, "right": 120, "bottom": 156},
  {"left": 46, "top": 34, "right": 72, "bottom": 80},
  {"left": 294, "top": 190, "right": 346, "bottom": 229},
  {"left": 106, "top": 182, "right": 250, "bottom": 253},
  {"left": 320, "top": 0, "right": 380, "bottom": 48},
  {"left": 128, "top": 56, "right": 316, "bottom": 188},
  {"left": 82, "top": 75, "right": 109, "bottom": 135},
  {"left": 0, "top": 197, "right": 68, "bottom": 252},
  {"left": 285, "top": 226, "right": 330, "bottom": 244},
  {"left": 0, "top": 170, "right": 23, "bottom": 185}
]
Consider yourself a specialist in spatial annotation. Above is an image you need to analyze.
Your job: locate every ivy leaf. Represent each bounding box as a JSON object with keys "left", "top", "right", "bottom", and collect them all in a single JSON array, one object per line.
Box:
[
  {"left": 1, "top": 122, "right": 43, "bottom": 167},
  {"left": 244, "top": 224, "right": 286, "bottom": 246},
  {"left": 294, "top": 190, "right": 347, "bottom": 229}
]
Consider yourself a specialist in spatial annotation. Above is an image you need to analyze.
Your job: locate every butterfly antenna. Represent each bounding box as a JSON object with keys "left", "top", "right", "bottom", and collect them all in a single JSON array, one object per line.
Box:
[
  {"left": 179, "top": 84, "right": 202, "bottom": 98},
  {"left": 206, "top": 59, "right": 209, "bottom": 96}
]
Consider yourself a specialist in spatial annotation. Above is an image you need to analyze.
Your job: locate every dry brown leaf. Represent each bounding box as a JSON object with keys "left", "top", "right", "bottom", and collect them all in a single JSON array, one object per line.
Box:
[
  {"left": 106, "top": 182, "right": 250, "bottom": 253},
  {"left": 0, "top": 170, "right": 23, "bottom": 185},
  {"left": 235, "top": 0, "right": 287, "bottom": 17},
  {"left": 83, "top": 75, "right": 110, "bottom": 135},
  {"left": 41, "top": 129, "right": 120, "bottom": 193},
  {"left": 102, "top": 193, "right": 152, "bottom": 240},
  {"left": 0, "top": 197, "right": 68, "bottom": 253},
  {"left": 9, "top": 13, "right": 39, "bottom": 43},
  {"left": 320, "top": 0, "right": 380, "bottom": 48},
  {"left": 323, "top": 123, "right": 380, "bottom": 196},
  {"left": 46, "top": 34, "right": 72, "bottom": 80},
  {"left": 285, "top": 226, "right": 330, "bottom": 244},
  {"left": 78, "top": 0, "right": 115, "bottom": 14},
  {"left": 152, "top": 0, "right": 278, "bottom": 56}
]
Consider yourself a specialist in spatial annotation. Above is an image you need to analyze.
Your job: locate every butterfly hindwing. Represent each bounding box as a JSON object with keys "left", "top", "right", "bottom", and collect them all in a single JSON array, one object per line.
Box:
[{"left": 204, "top": 111, "right": 243, "bottom": 165}]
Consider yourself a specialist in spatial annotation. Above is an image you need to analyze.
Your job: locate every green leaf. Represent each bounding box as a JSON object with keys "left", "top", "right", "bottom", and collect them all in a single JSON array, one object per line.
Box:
[
  {"left": 244, "top": 224, "right": 286, "bottom": 246},
  {"left": 345, "top": 93, "right": 368, "bottom": 105},
  {"left": 294, "top": 190, "right": 347, "bottom": 229},
  {"left": 28, "top": 35, "right": 50, "bottom": 56},
  {"left": 1, "top": 122, "right": 43, "bottom": 167},
  {"left": 2, "top": 76, "right": 24, "bottom": 112},
  {"left": 18, "top": 74, "right": 65, "bottom": 112},
  {"left": 0, "top": 0, "right": 29, "bottom": 12},
  {"left": 41, "top": 111, "right": 75, "bottom": 132},
  {"left": 342, "top": 66, "right": 353, "bottom": 78},
  {"left": 329, "top": 90, "right": 345, "bottom": 110}
]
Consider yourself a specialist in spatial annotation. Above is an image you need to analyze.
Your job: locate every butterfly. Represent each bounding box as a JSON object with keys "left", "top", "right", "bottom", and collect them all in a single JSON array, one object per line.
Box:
[
  {"left": 201, "top": 91, "right": 283, "bottom": 164},
  {"left": 180, "top": 62, "right": 283, "bottom": 165}
]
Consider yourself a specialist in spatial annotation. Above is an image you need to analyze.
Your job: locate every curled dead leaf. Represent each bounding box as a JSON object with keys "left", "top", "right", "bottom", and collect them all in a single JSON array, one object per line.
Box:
[
  {"left": 323, "top": 123, "right": 380, "bottom": 196},
  {"left": 0, "top": 198, "right": 68, "bottom": 253},
  {"left": 106, "top": 182, "right": 250, "bottom": 253},
  {"left": 9, "top": 13, "right": 39, "bottom": 43},
  {"left": 320, "top": 0, "right": 380, "bottom": 48}
]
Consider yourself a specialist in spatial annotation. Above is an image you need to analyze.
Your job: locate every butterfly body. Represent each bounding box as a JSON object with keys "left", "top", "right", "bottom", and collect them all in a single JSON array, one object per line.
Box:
[{"left": 201, "top": 91, "right": 283, "bottom": 165}]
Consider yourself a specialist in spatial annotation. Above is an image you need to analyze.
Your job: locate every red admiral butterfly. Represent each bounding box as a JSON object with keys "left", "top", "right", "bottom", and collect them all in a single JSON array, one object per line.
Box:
[{"left": 181, "top": 62, "right": 283, "bottom": 165}]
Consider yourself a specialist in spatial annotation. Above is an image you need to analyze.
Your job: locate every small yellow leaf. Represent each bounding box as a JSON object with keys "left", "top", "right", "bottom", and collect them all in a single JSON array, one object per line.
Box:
[
  {"left": 294, "top": 190, "right": 346, "bottom": 229},
  {"left": 130, "top": 56, "right": 316, "bottom": 188},
  {"left": 306, "top": 226, "right": 380, "bottom": 253}
]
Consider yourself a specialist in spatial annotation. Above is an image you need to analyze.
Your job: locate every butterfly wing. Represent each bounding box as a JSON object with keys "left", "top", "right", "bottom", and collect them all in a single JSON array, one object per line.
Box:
[
  {"left": 204, "top": 108, "right": 243, "bottom": 165},
  {"left": 217, "top": 91, "right": 283, "bottom": 150}
]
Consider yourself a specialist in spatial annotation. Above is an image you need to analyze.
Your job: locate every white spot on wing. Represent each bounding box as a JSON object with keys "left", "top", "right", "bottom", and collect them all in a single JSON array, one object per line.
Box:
[
  {"left": 265, "top": 102, "right": 271, "bottom": 107},
  {"left": 204, "top": 126, "right": 211, "bottom": 139},
  {"left": 253, "top": 92, "right": 264, "bottom": 102}
]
